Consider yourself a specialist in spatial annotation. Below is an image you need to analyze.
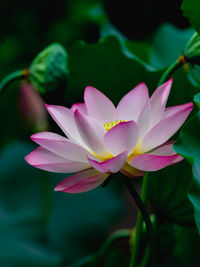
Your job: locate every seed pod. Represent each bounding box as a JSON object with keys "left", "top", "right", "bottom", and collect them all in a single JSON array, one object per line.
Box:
[{"left": 29, "top": 43, "right": 68, "bottom": 94}]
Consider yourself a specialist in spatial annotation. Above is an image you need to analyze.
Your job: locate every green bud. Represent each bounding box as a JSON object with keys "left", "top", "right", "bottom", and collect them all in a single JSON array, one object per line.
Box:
[
  {"left": 184, "top": 32, "right": 200, "bottom": 88},
  {"left": 185, "top": 32, "right": 200, "bottom": 62},
  {"left": 29, "top": 43, "right": 68, "bottom": 94}
]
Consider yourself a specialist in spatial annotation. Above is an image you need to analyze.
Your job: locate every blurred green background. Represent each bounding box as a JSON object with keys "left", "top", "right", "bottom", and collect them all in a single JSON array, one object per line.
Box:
[{"left": 1, "top": 0, "right": 200, "bottom": 266}]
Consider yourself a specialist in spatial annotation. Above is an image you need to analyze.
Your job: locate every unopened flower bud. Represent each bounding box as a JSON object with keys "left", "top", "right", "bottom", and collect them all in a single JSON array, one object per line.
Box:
[
  {"left": 184, "top": 32, "right": 200, "bottom": 64},
  {"left": 19, "top": 81, "right": 48, "bottom": 132}
]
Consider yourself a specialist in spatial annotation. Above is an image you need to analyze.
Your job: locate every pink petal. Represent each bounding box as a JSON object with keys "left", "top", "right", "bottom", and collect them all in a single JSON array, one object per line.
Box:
[
  {"left": 150, "top": 79, "right": 172, "bottom": 127},
  {"left": 147, "top": 140, "right": 176, "bottom": 156},
  {"left": 130, "top": 153, "right": 183, "bottom": 171},
  {"left": 84, "top": 86, "right": 117, "bottom": 124},
  {"left": 140, "top": 102, "right": 193, "bottom": 152},
  {"left": 162, "top": 103, "right": 192, "bottom": 120},
  {"left": 117, "top": 83, "right": 149, "bottom": 121},
  {"left": 71, "top": 103, "right": 87, "bottom": 115},
  {"left": 45, "top": 104, "right": 85, "bottom": 147},
  {"left": 87, "top": 151, "right": 127, "bottom": 173},
  {"left": 74, "top": 109, "right": 108, "bottom": 157},
  {"left": 31, "top": 132, "right": 88, "bottom": 162},
  {"left": 54, "top": 168, "right": 109, "bottom": 193},
  {"left": 25, "top": 147, "right": 91, "bottom": 173},
  {"left": 137, "top": 100, "right": 151, "bottom": 140},
  {"left": 104, "top": 121, "right": 139, "bottom": 156}
]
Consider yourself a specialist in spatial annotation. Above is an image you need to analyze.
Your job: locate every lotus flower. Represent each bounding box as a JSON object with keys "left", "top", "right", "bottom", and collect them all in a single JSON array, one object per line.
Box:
[{"left": 25, "top": 79, "right": 193, "bottom": 193}]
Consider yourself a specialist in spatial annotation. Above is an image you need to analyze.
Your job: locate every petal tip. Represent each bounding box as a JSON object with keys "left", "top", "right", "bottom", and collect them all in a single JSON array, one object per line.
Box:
[{"left": 54, "top": 185, "right": 60, "bottom": 191}]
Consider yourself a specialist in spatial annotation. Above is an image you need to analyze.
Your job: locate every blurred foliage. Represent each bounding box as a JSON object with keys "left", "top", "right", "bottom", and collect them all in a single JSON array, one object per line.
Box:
[
  {"left": 182, "top": 0, "right": 200, "bottom": 35},
  {"left": 174, "top": 93, "right": 200, "bottom": 237},
  {"left": 1, "top": 0, "right": 200, "bottom": 266},
  {"left": 0, "top": 142, "right": 124, "bottom": 265}
]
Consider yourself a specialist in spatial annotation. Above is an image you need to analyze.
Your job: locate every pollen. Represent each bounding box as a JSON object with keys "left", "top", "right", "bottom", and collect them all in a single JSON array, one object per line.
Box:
[{"left": 103, "top": 120, "right": 127, "bottom": 131}]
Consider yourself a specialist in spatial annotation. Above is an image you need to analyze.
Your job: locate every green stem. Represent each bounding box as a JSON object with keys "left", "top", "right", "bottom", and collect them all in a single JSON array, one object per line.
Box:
[
  {"left": 123, "top": 175, "right": 155, "bottom": 267},
  {"left": 157, "top": 60, "right": 182, "bottom": 86},
  {"left": 130, "top": 172, "right": 149, "bottom": 267},
  {"left": 0, "top": 68, "right": 29, "bottom": 93}
]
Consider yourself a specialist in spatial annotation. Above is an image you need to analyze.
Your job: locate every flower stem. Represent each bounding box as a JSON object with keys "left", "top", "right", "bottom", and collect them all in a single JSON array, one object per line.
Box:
[
  {"left": 0, "top": 69, "right": 29, "bottom": 93},
  {"left": 123, "top": 175, "right": 155, "bottom": 267},
  {"left": 157, "top": 59, "right": 183, "bottom": 87},
  {"left": 130, "top": 172, "right": 149, "bottom": 267}
]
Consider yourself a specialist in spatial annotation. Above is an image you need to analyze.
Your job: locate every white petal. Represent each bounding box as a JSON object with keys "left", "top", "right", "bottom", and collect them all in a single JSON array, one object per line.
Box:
[
  {"left": 74, "top": 109, "right": 108, "bottom": 157},
  {"left": 25, "top": 147, "right": 91, "bottom": 173},
  {"left": 140, "top": 102, "right": 193, "bottom": 152},
  {"left": 71, "top": 103, "right": 87, "bottom": 115},
  {"left": 84, "top": 86, "right": 117, "bottom": 124},
  {"left": 137, "top": 100, "right": 151, "bottom": 140},
  {"left": 149, "top": 79, "right": 172, "bottom": 127},
  {"left": 117, "top": 83, "right": 149, "bottom": 121},
  {"left": 46, "top": 104, "right": 85, "bottom": 147},
  {"left": 31, "top": 131, "right": 88, "bottom": 162},
  {"left": 104, "top": 121, "right": 139, "bottom": 156}
]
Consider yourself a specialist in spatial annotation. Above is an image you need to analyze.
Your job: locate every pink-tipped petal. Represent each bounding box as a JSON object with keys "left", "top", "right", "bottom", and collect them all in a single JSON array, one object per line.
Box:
[
  {"left": 147, "top": 140, "right": 176, "bottom": 156},
  {"left": 45, "top": 104, "right": 85, "bottom": 147},
  {"left": 140, "top": 102, "right": 193, "bottom": 152},
  {"left": 74, "top": 109, "right": 108, "bottom": 157},
  {"left": 117, "top": 83, "right": 149, "bottom": 121},
  {"left": 54, "top": 168, "right": 109, "bottom": 193},
  {"left": 137, "top": 100, "right": 151, "bottom": 140},
  {"left": 130, "top": 153, "right": 183, "bottom": 171},
  {"left": 150, "top": 79, "right": 172, "bottom": 127},
  {"left": 25, "top": 147, "right": 90, "bottom": 173},
  {"left": 71, "top": 103, "right": 87, "bottom": 115},
  {"left": 87, "top": 151, "right": 127, "bottom": 173},
  {"left": 31, "top": 132, "right": 88, "bottom": 162},
  {"left": 162, "top": 103, "right": 193, "bottom": 120},
  {"left": 104, "top": 121, "right": 139, "bottom": 156},
  {"left": 84, "top": 86, "right": 117, "bottom": 124}
]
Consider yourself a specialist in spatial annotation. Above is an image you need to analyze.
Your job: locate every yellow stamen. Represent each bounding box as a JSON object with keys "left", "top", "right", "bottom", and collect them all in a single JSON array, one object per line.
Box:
[
  {"left": 89, "top": 151, "right": 112, "bottom": 161},
  {"left": 103, "top": 120, "right": 127, "bottom": 131},
  {"left": 127, "top": 141, "right": 143, "bottom": 162}
]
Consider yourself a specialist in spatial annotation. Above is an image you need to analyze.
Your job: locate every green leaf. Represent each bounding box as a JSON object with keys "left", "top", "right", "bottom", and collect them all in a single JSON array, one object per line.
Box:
[
  {"left": 66, "top": 32, "right": 198, "bottom": 114},
  {"left": 187, "top": 64, "right": 200, "bottom": 88},
  {"left": 182, "top": 0, "right": 200, "bottom": 35},
  {"left": 154, "top": 221, "right": 200, "bottom": 267},
  {"left": 174, "top": 103, "right": 200, "bottom": 234},
  {"left": 67, "top": 35, "right": 162, "bottom": 106},
  {"left": 149, "top": 90, "right": 199, "bottom": 230},
  {"left": 194, "top": 92, "right": 200, "bottom": 108},
  {"left": 148, "top": 161, "right": 195, "bottom": 227},
  {"left": 174, "top": 112, "right": 200, "bottom": 166},
  {"left": 149, "top": 24, "right": 194, "bottom": 69},
  {"left": 105, "top": 23, "right": 194, "bottom": 71},
  {"left": 100, "top": 23, "right": 194, "bottom": 71}
]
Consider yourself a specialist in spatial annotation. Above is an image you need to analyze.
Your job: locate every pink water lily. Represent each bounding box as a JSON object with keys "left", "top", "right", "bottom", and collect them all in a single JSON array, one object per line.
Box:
[{"left": 25, "top": 79, "right": 193, "bottom": 193}]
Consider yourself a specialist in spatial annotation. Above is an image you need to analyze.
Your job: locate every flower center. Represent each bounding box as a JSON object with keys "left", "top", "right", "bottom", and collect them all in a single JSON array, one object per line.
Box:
[{"left": 103, "top": 120, "right": 127, "bottom": 131}]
